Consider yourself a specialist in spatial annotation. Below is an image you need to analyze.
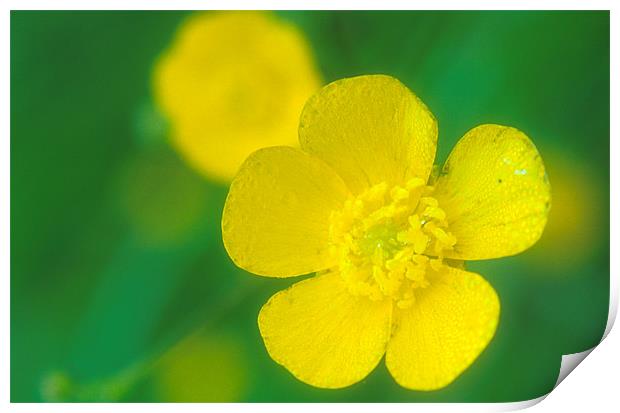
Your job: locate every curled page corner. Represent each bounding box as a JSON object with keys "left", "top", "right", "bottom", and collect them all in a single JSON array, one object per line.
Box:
[
  {"left": 504, "top": 346, "right": 598, "bottom": 411},
  {"left": 517, "top": 277, "right": 618, "bottom": 410},
  {"left": 494, "top": 395, "right": 547, "bottom": 412},
  {"left": 551, "top": 278, "right": 617, "bottom": 390},
  {"left": 554, "top": 348, "right": 595, "bottom": 387}
]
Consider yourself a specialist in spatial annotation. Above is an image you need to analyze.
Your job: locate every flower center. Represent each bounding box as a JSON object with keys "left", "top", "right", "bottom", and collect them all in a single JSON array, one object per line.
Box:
[{"left": 329, "top": 178, "right": 457, "bottom": 309}]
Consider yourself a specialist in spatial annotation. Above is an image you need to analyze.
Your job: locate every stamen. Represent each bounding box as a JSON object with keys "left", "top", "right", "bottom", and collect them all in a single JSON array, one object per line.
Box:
[{"left": 329, "top": 178, "right": 457, "bottom": 306}]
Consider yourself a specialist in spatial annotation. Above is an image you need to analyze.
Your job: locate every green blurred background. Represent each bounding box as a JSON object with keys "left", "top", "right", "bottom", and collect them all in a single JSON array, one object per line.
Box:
[{"left": 11, "top": 10, "right": 609, "bottom": 402}]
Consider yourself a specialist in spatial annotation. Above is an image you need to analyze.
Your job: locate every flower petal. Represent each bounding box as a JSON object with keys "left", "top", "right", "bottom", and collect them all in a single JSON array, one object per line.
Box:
[
  {"left": 434, "top": 124, "right": 551, "bottom": 260},
  {"left": 258, "top": 271, "right": 392, "bottom": 388},
  {"left": 222, "top": 146, "right": 350, "bottom": 277},
  {"left": 386, "top": 266, "right": 500, "bottom": 391},
  {"left": 299, "top": 75, "right": 438, "bottom": 194}
]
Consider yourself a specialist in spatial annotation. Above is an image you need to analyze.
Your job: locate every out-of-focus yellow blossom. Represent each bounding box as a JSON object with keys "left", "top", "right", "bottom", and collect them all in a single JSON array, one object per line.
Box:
[
  {"left": 154, "top": 332, "right": 247, "bottom": 402},
  {"left": 527, "top": 152, "right": 603, "bottom": 269},
  {"left": 222, "top": 75, "right": 551, "bottom": 390},
  {"left": 153, "top": 11, "right": 321, "bottom": 183}
]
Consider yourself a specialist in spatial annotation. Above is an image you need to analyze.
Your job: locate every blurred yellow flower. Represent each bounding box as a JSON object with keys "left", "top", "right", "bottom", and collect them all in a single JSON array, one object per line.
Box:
[
  {"left": 153, "top": 11, "right": 321, "bottom": 183},
  {"left": 222, "top": 75, "right": 551, "bottom": 390},
  {"left": 154, "top": 332, "right": 247, "bottom": 402},
  {"left": 527, "top": 152, "right": 603, "bottom": 270}
]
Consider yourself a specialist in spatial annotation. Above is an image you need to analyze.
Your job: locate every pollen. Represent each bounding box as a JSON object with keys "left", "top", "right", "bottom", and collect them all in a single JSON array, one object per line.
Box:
[{"left": 329, "top": 178, "right": 457, "bottom": 309}]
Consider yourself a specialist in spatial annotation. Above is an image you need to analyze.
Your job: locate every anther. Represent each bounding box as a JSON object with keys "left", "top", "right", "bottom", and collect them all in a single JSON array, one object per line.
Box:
[{"left": 329, "top": 180, "right": 458, "bottom": 305}]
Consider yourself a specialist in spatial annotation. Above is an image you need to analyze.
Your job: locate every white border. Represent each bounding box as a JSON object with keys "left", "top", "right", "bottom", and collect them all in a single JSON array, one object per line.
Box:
[{"left": 3, "top": 1, "right": 616, "bottom": 412}]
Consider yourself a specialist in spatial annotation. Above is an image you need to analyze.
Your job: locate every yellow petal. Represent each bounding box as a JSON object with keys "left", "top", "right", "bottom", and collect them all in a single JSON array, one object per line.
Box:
[
  {"left": 153, "top": 11, "right": 321, "bottom": 182},
  {"left": 258, "top": 271, "right": 392, "bottom": 388},
  {"left": 434, "top": 124, "right": 551, "bottom": 260},
  {"left": 299, "top": 75, "right": 438, "bottom": 194},
  {"left": 222, "top": 146, "right": 350, "bottom": 277},
  {"left": 386, "top": 266, "right": 500, "bottom": 391}
]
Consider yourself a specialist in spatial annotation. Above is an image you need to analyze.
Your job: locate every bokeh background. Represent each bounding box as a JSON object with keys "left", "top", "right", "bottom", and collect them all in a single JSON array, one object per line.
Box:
[{"left": 11, "top": 10, "right": 609, "bottom": 402}]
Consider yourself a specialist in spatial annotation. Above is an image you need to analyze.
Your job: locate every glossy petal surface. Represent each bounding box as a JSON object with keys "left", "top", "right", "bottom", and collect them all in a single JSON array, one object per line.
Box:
[
  {"left": 434, "top": 124, "right": 551, "bottom": 260},
  {"left": 299, "top": 75, "right": 438, "bottom": 194},
  {"left": 258, "top": 271, "right": 392, "bottom": 388},
  {"left": 386, "top": 266, "right": 500, "bottom": 390},
  {"left": 222, "top": 146, "right": 350, "bottom": 277}
]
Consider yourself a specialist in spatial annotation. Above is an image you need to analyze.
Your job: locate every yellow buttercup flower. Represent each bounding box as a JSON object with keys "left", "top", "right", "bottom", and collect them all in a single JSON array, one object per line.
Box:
[
  {"left": 153, "top": 11, "right": 321, "bottom": 183},
  {"left": 222, "top": 75, "right": 551, "bottom": 390}
]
